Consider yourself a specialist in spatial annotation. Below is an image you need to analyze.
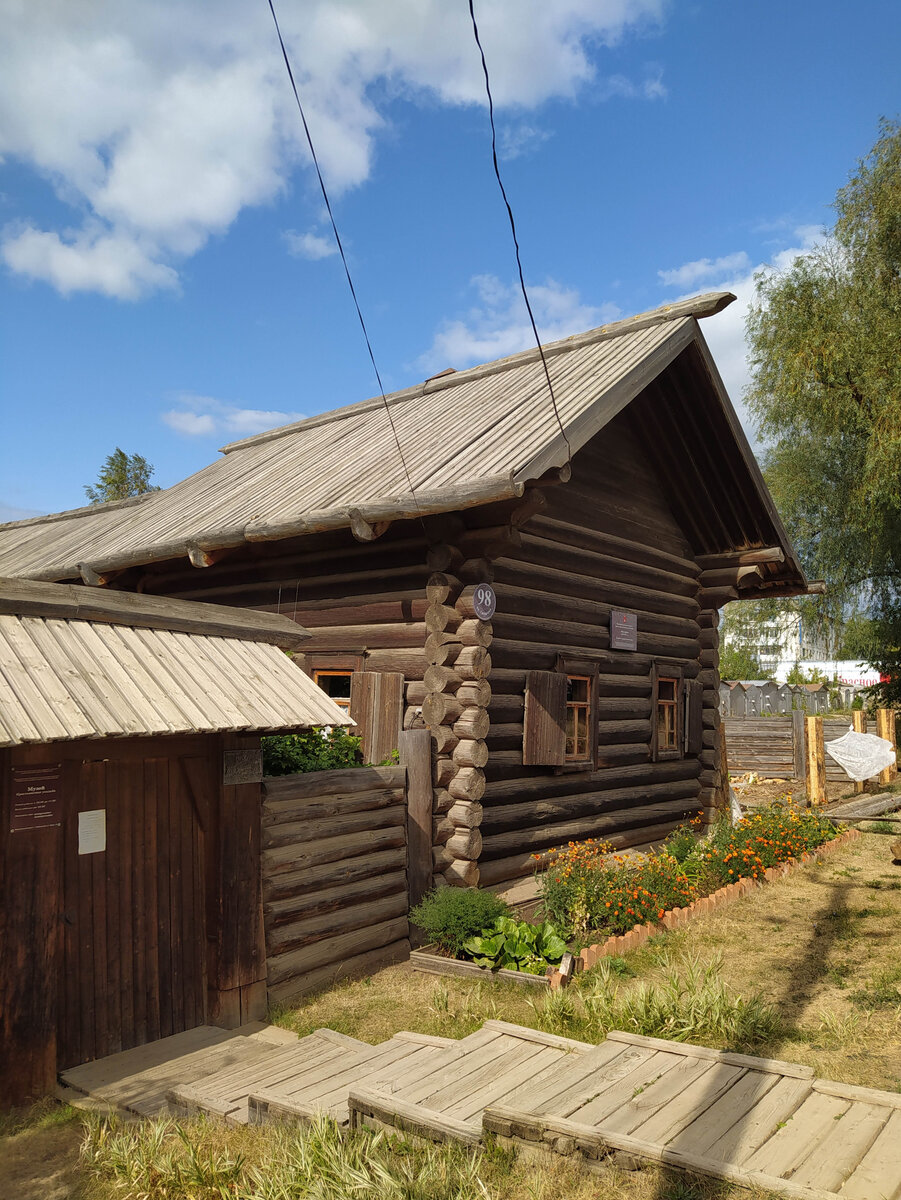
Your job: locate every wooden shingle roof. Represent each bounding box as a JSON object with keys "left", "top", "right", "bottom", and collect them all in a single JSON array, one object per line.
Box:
[
  {"left": 0, "top": 578, "right": 351, "bottom": 746},
  {"left": 0, "top": 291, "right": 803, "bottom": 592}
]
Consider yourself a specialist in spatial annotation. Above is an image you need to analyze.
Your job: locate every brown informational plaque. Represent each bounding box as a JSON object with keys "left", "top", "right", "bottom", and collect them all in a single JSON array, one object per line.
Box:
[
  {"left": 610, "top": 609, "right": 638, "bottom": 651},
  {"left": 10, "top": 763, "right": 62, "bottom": 832}
]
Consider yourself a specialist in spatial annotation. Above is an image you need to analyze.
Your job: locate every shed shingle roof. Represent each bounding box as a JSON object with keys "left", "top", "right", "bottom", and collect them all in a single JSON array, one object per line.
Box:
[{"left": 0, "top": 578, "right": 351, "bottom": 746}]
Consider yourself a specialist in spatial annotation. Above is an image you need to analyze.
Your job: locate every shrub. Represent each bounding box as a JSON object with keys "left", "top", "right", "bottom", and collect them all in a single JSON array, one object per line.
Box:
[
  {"left": 464, "top": 917, "right": 567, "bottom": 974},
  {"left": 410, "top": 887, "right": 510, "bottom": 955},
  {"left": 262, "top": 727, "right": 363, "bottom": 776}
]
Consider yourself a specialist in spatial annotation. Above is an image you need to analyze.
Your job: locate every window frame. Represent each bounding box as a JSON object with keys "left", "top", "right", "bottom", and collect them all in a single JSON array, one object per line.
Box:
[
  {"left": 312, "top": 668, "right": 354, "bottom": 712},
  {"left": 650, "top": 659, "right": 684, "bottom": 762},
  {"left": 555, "top": 654, "right": 600, "bottom": 771}
]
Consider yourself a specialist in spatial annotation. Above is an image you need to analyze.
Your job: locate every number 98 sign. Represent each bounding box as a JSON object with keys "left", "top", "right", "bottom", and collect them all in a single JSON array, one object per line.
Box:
[{"left": 472, "top": 583, "right": 496, "bottom": 621}]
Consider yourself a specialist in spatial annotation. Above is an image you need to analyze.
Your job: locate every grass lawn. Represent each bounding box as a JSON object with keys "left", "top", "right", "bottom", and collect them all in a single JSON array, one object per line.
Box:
[{"left": 3, "top": 831, "right": 899, "bottom": 1200}]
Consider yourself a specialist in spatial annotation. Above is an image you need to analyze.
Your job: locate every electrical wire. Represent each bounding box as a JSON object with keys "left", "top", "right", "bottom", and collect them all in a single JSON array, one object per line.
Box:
[
  {"left": 266, "top": 0, "right": 423, "bottom": 519},
  {"left": 467, "top": 0, "right": 573, "bottom": 465}
]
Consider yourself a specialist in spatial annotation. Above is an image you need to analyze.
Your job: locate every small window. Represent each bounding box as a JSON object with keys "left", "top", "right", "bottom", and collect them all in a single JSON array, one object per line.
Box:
[
  {"left": 656, "top": 677, "right": 678, "bottom": 752},
  {"left": 314, "top": 669, "right": 352, "bottom": 712},
  {"left": 565, "top": 675, "right": 592, "bottom": 761}
]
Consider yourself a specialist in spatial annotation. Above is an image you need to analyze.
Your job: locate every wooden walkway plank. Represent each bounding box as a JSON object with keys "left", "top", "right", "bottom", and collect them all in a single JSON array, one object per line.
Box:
[
  {"left": 826, "top": 1108, "right": 901, "bottom": 1200},
  {"left": 502, "top": 1040, "right": 624, "bottom": 1114},
  {"left": 742, "top": 1092, "right": 850, "bottom": 1178},
  {"left": 791, "top": 1102, "right": 892, "bottom": 1193},
  {"left": 665, "top": 1069, "right": 779, "bottom": 1156},
  {"left": 539, "top": 1046, "right": 653, "bottom": 1118},
  {"left": 408, "top": 1038, "right": 533, "bottom": 1112},
  {"left": 446, "top": 1045, "right": 564, "bottom": 1121},
  {"left": 598, "top": 1054, "right": 721, "bottom": 1137},
  {"left": 696, "top": 1075, "right": 812, "bottom": 1166},
  {"left": 567, "top": 1050, "right": 686, "bottom": 1126},
  {"left": 388, "top": 1031, "right": 509, "bottom": 1106}
]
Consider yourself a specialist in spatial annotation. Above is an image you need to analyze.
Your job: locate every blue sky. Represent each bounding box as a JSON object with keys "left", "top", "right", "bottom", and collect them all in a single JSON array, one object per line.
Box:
[{"left": 1, "top": 0, "right": 899, "bottom": 520}]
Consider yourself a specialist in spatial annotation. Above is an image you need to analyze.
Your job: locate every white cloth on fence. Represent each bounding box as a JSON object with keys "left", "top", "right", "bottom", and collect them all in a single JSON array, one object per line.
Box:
[{"left": 824, "top": 729, "right": 896, "bottom": 782}]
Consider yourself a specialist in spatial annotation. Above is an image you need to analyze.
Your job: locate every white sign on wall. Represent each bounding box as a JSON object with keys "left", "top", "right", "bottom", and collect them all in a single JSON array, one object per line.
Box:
[{"left": 78, "top": 809, "right": 107, "bottom": 855}]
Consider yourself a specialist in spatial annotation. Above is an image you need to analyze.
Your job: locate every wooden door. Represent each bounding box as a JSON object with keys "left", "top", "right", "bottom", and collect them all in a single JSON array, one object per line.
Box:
[{"left": 57, "top": 754, "right": 207, "bottom": 1069}]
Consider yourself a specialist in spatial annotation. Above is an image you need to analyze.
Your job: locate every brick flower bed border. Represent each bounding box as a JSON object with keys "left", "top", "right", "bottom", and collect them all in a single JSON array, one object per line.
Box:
[{"left": 546, "top": 827, "right": 861, "bottom": 990}]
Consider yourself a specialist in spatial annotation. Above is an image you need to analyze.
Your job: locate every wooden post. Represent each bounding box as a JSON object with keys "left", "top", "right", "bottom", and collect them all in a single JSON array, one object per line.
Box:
[
  {"left": 791, "top": 710, "right": 806, "bottom": 781},
  {"left": 805, "top": 716, "right": 826, "bottom": 806},
  {"left": 715, "top": 720, "right": 729, "bottom": 814},
  {"left": 876, "top": 708, "right": 897, "bottom": 786},
  {"left": 399, "top": 729, "right": 432, "bottom": 909},
  {"left": 852, "top": 710, "right": 867, "bottom": 793}
]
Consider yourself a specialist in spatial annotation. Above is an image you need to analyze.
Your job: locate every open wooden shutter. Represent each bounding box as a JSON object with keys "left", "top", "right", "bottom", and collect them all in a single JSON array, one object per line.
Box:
[
  {"left": 684, "top": 678, "right": 704, "bottom": 756},
  {"left": 350, "top": 672, "right": 404, "bottom": 764},
  {"left": 523, "top": 671, "right": 567, "bottom": 766}
]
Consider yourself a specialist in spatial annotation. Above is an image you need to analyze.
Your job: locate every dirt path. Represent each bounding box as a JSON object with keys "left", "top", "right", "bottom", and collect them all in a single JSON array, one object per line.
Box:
[{"left": 0, "top": 1117, "right": 85, "bottom": 1200}]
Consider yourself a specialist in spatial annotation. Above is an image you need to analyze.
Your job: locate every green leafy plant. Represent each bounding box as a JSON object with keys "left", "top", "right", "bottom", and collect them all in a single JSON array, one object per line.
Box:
[
  {"left": 262, "top": 727, "right": 363, "bottom": 776},
  {"left": 464, "top": 917, "right": 567, "bottom": 975},
  {"left": 410, "top": 887, "right": 510, "bottom": 956}
]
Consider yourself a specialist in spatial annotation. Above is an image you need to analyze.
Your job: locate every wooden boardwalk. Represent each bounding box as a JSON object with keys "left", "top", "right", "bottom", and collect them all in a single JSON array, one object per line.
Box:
[{"left": 61, "top": 1020, "right": 901, "bottom": 1199}]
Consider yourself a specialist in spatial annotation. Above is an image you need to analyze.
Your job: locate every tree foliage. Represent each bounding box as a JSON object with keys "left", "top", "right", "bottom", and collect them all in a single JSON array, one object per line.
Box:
[
  {"left": 84, "top": 448, "right": 160, "bottom": 504},
  {"left": 746, "top": 119, "right": 901, "bottom": 698},
  {"left": 718, "top": 642, "right": 764, "bottom": 682}
]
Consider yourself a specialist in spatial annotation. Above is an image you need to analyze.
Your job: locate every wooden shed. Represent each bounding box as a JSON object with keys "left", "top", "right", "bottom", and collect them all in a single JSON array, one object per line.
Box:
[
  {"left": 0, "top": 578, "right": 350, "bottom": 1106},
  {"left": 0, "top": 292, "right": 814, "bottom": 900}
]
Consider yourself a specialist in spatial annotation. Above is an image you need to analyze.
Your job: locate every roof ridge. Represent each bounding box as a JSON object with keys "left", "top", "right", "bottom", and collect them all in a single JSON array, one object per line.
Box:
[
  {"left": 219, "top": 291, "right": 736, "bottom": 455},
  {"left": 0, "top": 488, "right": 159, "bottom": 532}
]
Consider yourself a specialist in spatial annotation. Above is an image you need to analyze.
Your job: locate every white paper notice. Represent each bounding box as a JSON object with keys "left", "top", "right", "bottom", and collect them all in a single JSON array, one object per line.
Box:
[{"left": 78, "top": 809, "right": 106, "bottom": 855}]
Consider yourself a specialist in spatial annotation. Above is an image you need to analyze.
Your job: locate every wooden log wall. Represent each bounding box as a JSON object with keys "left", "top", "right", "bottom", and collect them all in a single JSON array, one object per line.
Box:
[
  {"left": 261, "top": 765, "right": 410, "bottom": 1002},
  {"left": 473, "top": 420, "right": 709, "bottom": 890},
  {"left": 139, "top": 523, "right": 432, "bottom": 685}
]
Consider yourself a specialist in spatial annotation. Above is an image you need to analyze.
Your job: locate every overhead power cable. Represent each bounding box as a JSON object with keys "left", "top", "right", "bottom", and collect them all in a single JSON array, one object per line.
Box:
[
  {"left": 266, "top": 0, "right": 422, "bottom": 520},
  {"left": 467, "top": 0, "right": 573, "bottom": 467}
]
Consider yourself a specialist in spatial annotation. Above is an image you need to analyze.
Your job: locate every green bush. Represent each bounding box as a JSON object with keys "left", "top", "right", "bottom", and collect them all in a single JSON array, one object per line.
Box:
[
  {"left": 410, "top": 887, "right": 510, "bottom": 955},
  {"left": 464, "top": 917, "right": 567, "bottom": 975},
  {"left": 262, "top": 727, "right": 363, "bottom": 776}
]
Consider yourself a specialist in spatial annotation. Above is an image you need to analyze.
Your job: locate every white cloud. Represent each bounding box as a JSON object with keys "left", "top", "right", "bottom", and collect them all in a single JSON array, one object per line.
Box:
[
  {"left": 657, "top": 251, "right": 750, "bottom": 289},
  {"left": 2, "top": 223, "right": 178, "bottom": 300},
  {"left": 418, "top": 274, "right": 620, "bottom": 372},
  {"left": 499, "top": 123, "right": 552, "bottom": 161},
  {"left": 597, "top": 65, "right": 667, "bottom": 100},
  {"left": 162, "top": 394, "right": 304, "bottom": 438},
  {"left": 284, "top": 229, "right": 338, "bottom": 260},
  {"left": 661, "top": 227, "right": 826, "bottom": 444},
  {"left": 1, "top": 0, "right": 667, "bottom": 298}
]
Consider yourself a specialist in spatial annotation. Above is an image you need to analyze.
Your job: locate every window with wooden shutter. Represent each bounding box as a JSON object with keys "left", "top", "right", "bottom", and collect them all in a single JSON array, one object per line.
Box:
[
  {"left": 683, "top": 677, "right": 704, "bottom": 756},
  {"left": 349, "top": 671, "right": 404, "bottom": 765},
  {"left": 523, "top": 671, "right": 567, "bottom": 766},
  {"left": 651, "top": 660, "right": 684, "bottom": 762}
]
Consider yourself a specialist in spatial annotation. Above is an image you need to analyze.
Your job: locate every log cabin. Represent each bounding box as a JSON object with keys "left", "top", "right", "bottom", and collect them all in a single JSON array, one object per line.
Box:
[
  {"left": 0, "top": 577, "right": 350, "bottom": 1105},
  {"left": 0, "top": 292, "right": 814, "bottom": 901}
]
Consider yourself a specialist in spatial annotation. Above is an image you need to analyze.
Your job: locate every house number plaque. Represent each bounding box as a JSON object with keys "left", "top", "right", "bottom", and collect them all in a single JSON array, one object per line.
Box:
[
  {"left": 610, "top": 609, "right": 638, "bottom": 651},
  {"left": 472, "top": 583, "right": 496, "bottom": 621}
]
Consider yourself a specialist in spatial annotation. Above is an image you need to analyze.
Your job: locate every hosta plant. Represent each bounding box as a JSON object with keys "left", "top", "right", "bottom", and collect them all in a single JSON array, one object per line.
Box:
[{"left": 464, "top": 917, "right": 568, "bottom": 975}]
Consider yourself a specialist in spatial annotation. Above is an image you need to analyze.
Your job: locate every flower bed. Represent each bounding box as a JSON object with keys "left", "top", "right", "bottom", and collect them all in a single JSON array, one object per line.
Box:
[
  {"left": 539, "top": 803, "right": 842, "bottom": 944},
  {"left": 409, "top": 804, "right": 852, "bottom": 990}
]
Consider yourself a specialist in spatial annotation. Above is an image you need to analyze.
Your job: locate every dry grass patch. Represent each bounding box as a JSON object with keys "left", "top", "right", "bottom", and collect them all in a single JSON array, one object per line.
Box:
[{"left": 270, "top": 965, "right": 539, "bottom": 1044}]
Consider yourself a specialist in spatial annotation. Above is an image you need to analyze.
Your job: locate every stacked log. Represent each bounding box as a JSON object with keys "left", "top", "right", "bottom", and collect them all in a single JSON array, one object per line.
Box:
[{"left": 422, "top": 563, "right": 492, "bottom": 887}]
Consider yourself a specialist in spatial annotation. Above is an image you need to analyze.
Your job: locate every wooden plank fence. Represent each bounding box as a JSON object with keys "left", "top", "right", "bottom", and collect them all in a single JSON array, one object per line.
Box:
[{"left": 724, "top": 717, "right": 877, "bottom": 782}]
